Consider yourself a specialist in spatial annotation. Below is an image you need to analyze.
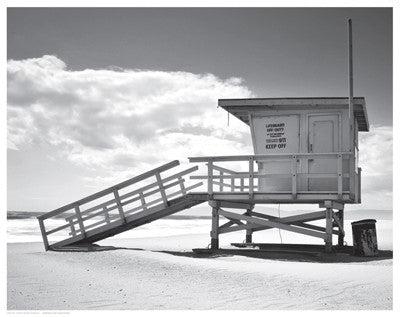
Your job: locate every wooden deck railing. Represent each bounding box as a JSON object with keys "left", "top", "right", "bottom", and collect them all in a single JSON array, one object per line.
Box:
[
  {"left": 37, "top": 160, "right": 202, "bottom": 250},
  {"left": 189, "top": 152, "right": 357, "bottom": 201}
]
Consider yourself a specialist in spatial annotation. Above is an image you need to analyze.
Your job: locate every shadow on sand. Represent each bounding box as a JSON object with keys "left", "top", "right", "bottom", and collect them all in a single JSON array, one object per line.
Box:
[{"left": 50, "top": 242, "right": 392, "bottom": 264}]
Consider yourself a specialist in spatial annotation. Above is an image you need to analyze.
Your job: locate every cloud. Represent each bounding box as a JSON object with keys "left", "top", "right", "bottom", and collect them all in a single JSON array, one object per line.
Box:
[
  {"left": 7, "top": 56, "right": 392, "bottom": 210},
  {"left": 7, "top": 55, "right": 253, "bottom": 179},
  {"left": 357, "top": 125, "right": 393, "bottom": 209}
]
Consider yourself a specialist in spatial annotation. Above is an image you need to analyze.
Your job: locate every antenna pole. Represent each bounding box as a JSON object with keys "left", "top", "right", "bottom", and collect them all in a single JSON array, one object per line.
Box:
[
  {"left": 348, "top": 19, "right": 356, "bottom": 201},
  {"left": 348, "top": 19, "right": 354, "bottom": 152}
]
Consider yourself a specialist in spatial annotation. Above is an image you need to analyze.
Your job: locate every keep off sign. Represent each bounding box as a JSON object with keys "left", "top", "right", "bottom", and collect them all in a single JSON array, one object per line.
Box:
[{"left": 252, "top": 115, "right": 299, "bottom": 154}]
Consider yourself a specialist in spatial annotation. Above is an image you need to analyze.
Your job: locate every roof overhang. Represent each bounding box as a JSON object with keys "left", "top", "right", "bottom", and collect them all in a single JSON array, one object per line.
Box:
[{"left": 218, "top": 97, "right": 369, "bottom": 132}]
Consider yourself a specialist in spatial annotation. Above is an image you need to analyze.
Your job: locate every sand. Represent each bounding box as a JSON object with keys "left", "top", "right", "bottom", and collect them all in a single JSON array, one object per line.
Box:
[{"left": 7, "top": 232, "right": 393, "bottom": 310}]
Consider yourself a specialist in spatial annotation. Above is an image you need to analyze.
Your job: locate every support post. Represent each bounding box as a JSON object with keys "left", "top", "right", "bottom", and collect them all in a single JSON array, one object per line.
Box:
[
  {"left": 325, "top": 207, "right": 333, "bottom": 252},
  {"left": 245, "top": 206, "right": 255, "bottom": 243},
  {"left": 38, "top": 218, "right": 49, "bottom": 251},
  {"left": 209, "top": 201, "right": 220, "bottom": 249},
  {"left": 338, "top": 208, "right": 344, "bottom": 247}
]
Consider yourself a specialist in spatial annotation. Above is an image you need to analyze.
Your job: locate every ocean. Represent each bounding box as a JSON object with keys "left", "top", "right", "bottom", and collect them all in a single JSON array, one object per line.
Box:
[{"left": 7, "top": 210, "right": 393, "bottom": 250}]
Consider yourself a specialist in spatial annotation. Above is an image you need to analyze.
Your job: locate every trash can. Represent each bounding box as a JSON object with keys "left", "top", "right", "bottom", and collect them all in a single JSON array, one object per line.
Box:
[{"left": 351, "top": 219, "right": 378, "bottom": 256}]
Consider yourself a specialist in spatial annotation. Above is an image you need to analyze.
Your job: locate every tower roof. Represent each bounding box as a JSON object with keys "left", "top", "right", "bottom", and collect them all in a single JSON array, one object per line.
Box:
[{"left": 218, "top": 97, "right": 369, "bottom": 131}]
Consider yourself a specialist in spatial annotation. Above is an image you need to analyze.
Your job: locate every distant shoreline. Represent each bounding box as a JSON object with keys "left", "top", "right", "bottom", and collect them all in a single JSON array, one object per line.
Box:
[{"left": 7, "top": 209, "right": 393, "bottom": 220}]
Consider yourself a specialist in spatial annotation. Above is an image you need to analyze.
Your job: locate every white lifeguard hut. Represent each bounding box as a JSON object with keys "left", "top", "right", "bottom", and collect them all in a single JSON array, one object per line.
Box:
[{"left": 188, "top": 97, "right": 368, "bottom": 252}]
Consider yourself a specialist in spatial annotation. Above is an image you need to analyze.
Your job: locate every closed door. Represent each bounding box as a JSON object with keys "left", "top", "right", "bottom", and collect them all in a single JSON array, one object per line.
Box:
[{"left": 308, "top": 114, "right": 340, "bottom": 191}]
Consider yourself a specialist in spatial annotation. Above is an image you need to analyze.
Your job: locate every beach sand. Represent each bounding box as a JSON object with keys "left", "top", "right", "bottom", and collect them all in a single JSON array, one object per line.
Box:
[{"left": 7, "top": 231, "right": 392, "bottom": 310}]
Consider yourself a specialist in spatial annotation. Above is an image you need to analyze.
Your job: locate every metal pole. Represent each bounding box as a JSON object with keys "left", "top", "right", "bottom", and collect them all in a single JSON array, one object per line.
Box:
[
  {"left": 348, "top": 19, "right": 356, "bottom": 200},
  {"left": 348, "top": 19, "right": 354, "bottom": 152}
]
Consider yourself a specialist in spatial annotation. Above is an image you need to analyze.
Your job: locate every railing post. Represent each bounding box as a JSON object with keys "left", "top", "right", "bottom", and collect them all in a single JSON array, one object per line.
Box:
[
  {"left": 178, "top": 176, "right": 187, "bottom": 195},
  {"left": 38, "top": 218, "right": 49, "bottom": 251},
  {"left": 103, "top": 207, "right": 110, "bottom": 224},
  {"left": 291, "top": 155, "right": 297, "bottom": 199},
  {"left": 68, "top": 219, "right": 77, "bottom": 237},
  {"left": 240, "top": 178, "right": 244, "bottom": 192},
  {"left": 208, "top": 159, "right": 213, "bottom": 199},
  {"left": 249, "top": 157, "right": 254, "bottom": 199},
  {"left": 139, "top": 192, "right": 147, "bottom": 210},
  {"left": 337, "top": 154, "right": 343, "bottom": 200},
  {"left": 155, "top": 172, "right": 169, "bottom": 207},
  {"left": 230, "top": 175, "right": 235, "bottom": 192},
  {"left": 219, "top": 171, "right": 223, "bottom": 192},
  {"left": 113, "top": 189, "right": 126, "bottom": 223},
  {"left": 74, "top": 205, "right": 86, "bottom": 238}
]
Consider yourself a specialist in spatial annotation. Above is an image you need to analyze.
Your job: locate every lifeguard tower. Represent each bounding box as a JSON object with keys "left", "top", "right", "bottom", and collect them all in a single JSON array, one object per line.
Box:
[
  {"left": 188, "top": 96, "right": 368, "bottom": 252},
  {"left": 37, "top": 20, "right": 368, "bottom": 253}
]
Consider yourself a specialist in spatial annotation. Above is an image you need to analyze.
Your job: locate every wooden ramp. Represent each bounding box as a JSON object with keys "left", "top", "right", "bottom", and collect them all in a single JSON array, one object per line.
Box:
[{"left": 37, "top": 160, "right": 205, "bottom": 251}]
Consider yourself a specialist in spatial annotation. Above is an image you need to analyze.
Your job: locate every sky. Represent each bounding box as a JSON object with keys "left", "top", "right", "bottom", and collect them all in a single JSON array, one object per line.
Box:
[{"left": 7, "top": 7, "right": 393, "bottom": 212}]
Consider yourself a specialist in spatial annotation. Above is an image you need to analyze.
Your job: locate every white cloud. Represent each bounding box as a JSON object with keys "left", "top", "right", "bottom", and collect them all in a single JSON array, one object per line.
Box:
[
  {"left": 357, "top": 125, "right": 393, "bottom": 209},
  {"left": 7, "top": 56, "right": 392, "bottom": 210},
  {"left": 7, "top": 55, "right": 253, "bottom": 182}
]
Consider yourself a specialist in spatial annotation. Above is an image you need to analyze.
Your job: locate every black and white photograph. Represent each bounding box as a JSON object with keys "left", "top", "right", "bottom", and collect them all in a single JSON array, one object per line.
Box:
[{"left": 3, "top": 1, "right": 397, "bottom": 312}]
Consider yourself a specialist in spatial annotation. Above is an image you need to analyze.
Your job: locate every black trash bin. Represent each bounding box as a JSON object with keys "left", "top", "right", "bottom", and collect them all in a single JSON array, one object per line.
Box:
[{"left": 351, "top": 219, "right": 378, "bottom": 256}]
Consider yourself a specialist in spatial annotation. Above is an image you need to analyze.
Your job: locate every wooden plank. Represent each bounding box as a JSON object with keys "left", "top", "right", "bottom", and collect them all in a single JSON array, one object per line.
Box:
[
  {"left": 293, "top": 222, "right": 340, "bottom": 235},
  {"left": 113, "top": 189, "right": 126, "bottom": 223},
  {"left": 155, "top": 172, "right": 169, "bottom": 207},
  {"left": 219, "top": 223, "right": 262, "bottom": 234},
  {"left": 39, "top": 160, "right": 180, "bottom": 220},
  {"left": 38, "top": 218, "right": 49, "bottom": 251},
  {"left": 251, "top": 210, "right": 326, "bottom": 223},
  {"left": 219, "top": 171, "right": 223, "bottom": 192},
  {"left": 219, "top": 201, "right": 254, "bottom": 210},
  {"left": 219, "top": 210, "right": 326, "bottom": 239}
]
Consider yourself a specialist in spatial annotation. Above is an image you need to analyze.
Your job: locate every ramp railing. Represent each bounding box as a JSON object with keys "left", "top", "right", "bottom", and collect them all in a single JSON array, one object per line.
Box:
[
  {"left": 37, "top": 160, "right": 202, "bottom": 250},
  {"left": 189, "top": 152, "right": 358, "bottom": 202}
]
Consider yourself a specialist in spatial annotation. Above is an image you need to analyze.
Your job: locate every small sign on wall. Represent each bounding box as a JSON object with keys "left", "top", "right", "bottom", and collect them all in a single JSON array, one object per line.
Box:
[{"left": 251, "top": 115, "right": 299, "bottom": 154}]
